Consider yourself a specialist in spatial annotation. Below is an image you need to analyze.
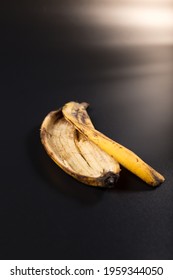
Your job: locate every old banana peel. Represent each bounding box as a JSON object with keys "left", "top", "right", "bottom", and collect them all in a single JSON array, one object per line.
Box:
[
  {"left": 40, "top": 107, "right": 120, "bottom": 187},
  {"left": 62, "top": 101, "right": 165, "bottom": 187}
]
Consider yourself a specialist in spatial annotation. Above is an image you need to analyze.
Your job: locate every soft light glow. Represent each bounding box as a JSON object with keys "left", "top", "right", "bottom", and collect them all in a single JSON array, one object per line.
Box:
[{"left": 65, "top": 0, "right": 173, "bottom": 46}]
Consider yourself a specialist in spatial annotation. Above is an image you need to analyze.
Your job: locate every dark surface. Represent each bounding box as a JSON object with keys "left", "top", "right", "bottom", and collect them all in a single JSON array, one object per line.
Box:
[{"left": 1, "top": 1, "right": 173, "bottom": 259}]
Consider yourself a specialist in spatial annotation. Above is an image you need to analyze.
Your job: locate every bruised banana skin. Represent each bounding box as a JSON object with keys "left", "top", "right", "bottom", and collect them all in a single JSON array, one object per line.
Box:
[
  {"left": 62, "top": 102, "right": 165, "bottom": 187},
  {"left": 40, "top": 109, "right": 120, "bottom": 187}
]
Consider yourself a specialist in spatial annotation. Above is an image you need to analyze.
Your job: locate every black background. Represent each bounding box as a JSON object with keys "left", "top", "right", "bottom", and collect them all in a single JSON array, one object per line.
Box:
[{"left": 1, "top": 1, "right": 173, "bottom": 259}]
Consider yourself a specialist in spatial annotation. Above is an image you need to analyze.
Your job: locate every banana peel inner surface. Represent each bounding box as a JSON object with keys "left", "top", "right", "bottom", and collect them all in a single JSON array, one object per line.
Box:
[{"left": 40, "top": 108, "right": 120, "bottom": 187}]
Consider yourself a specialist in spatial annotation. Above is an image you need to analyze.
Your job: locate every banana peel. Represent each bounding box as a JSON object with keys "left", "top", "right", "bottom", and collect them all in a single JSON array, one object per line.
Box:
[
  {"left": 40, "top": 106, "right": 120, "bottom": 187},
  {"left": 62, "top": 101, "right": 165, "bottom": 187}
]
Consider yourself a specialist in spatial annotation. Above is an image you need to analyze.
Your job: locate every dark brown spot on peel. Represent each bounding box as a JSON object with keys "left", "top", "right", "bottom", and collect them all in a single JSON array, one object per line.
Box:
[
  {"left": 71, "top": 109, "right": 78, "bottom": 118},
  {"left": 150, "top": 172, "right": 165, "bottom": 187},
  {"left": 103, "top": 172, "right": 119, "bottom": 187},
  {"left": 92, "top": 131, "right": 98, "bottom": 138},
  {"left": 75, "top": 130, "right": 80, "bottom": 142},
  {"left": 80, "top": 112, "right": 87, "bottom": 125}
]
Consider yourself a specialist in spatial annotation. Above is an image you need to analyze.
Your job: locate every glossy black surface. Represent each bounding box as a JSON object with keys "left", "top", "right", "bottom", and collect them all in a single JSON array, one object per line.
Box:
[{"left": 1, "top": 1, "right": 173, "bottom": 259}]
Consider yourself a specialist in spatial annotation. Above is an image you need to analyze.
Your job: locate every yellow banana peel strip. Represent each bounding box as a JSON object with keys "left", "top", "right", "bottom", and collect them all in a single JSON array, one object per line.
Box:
[{"left": 62, "top": 101, "right": 165, "bottom": 187}]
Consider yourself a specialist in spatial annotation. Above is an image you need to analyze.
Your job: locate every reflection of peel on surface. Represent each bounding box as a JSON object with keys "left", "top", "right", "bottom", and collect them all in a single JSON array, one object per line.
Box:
[
  {"left": 40, "top": 107, "right": 120, "bottom": 187},
  {"left": 62, "top": 102, "right": 165, "bottom": 187}
]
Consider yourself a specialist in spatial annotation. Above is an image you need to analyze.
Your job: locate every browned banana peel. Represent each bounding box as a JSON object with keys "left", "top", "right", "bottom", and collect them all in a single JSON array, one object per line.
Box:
[
  {"left": 62, "top": 102, "right": 165, "bottom": 187},
  {"left": 40, "top": 105, "right": 120, "bottom": 187}
]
